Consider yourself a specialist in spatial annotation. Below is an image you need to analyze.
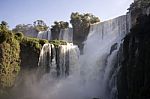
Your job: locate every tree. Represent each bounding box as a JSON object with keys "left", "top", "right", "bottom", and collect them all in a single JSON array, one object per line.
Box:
[
  {"left": 33, "top": 20, "right": 48, "bottom": 31},
  {"left": 70, "top": 12, "right": 100, "bottom": 51},
  {"left": 0, "top": 21, "right": 12, "bottom": 43},
  {"left": 12, "top": 24, "right": 34, "bottom": 33},
  {"left": 129, "top": 0, "right": 150, "bottom": 10},
  {"left": 51, "top": 21, "right": 69, "bottom": 30},
  {"left": 51, "top": 21, "right": 69, "bottom": 40},
  {"left": 13, "top": 20, "right": 49, "bottom": 33},
  {"left": 0, "top": 21, "right": 9, "bottom": 30},
  {"left": 70, "top": 12, "right": 100, "bottom": 28}
]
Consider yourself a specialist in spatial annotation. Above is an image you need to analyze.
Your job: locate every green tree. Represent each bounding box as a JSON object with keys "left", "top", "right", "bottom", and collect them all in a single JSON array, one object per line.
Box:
[
  {"left": 0, "top": 21, "right": 9, "bottom": 31},
  {"left": 51, "top": 21, "right": 69, "bottom": 40},
  {"left": 13, "top": 20, "right": 48, "bottom": 35},
  {"left": 70, "top": 12, "right": 100, "bottom": 28},
  {"left": 12, "top": 24, "right": 30, "bottom": 33},
  {"left": 70, "top": 12, "right": 100, "bottom": 51},
  {"left": 33, "top": 20, "right": 48, "bottom": 31},
  {"left": 129, "top": 0, "right": 150, "bottom": 10}
]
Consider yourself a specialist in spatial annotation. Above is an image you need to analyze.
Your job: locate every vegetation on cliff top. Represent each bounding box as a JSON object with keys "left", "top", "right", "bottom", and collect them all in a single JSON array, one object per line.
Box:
[
  {"left": 130, "top": 14, "right": 150, "bottom": 37},
  {"left": 70, "top": 12, "right": 100, "bottom": 28},
  {"left": 70, "top": 12, "right": 100, "bottom": 51},
  {"left": 70, "top": 12, "right": 100, "bottom": 37},
  {"left": 0, "top": 21, "right": 20, "bottom": 92},
  {"left": 51, "top": 21, "right": 69, "bottom": 40},
  {"left": 12, "top": 20, "right": 49, "bottom": 36},
  {"left": 129, "top": 0, "right": 150, "bottom": 10},
  {"left": 49, "top": 40, "right": 67, "bottom": 47},
  {"left": 33, "top": 20, "right": 49, "bottom": 32},
  {"left": 51, "top": 21, "right": 69, "bottom": 31},
  {"left": 12, "top": 12, "right": 100, "bottom": 42},
  {"left": 0, "top": 21, "right": 67, "bottom": 98}
]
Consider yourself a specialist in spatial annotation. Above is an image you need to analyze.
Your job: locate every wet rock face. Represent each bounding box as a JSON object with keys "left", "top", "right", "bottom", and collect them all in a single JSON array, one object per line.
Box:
[
  {"left": 51, "top": 31, "right": 60, "bottom": 40},
  {"left": 118, "top": 15, "right": 150, "bottom": 99},
  {"left": 73, "top": 26, "right": 90, "bottom": 53},
  {"left": 20, "top": 43, "right": 40, "bottom": 69}
]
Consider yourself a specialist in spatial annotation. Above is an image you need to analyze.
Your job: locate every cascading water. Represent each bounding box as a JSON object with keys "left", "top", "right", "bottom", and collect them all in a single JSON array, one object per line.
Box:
[
  {"left": 18, "top": 15, "right": 130, "bottom": 99},
  {"left": 38, "top": 43, "right": 79, "bottom": 78},
  {"left": 37, "top": 28, "right": 73, "bottom": 42},
  {"left": 79, "top": 15, "right": 129, "bottom": 99},
  {"left": 38, "top": 44, "right": 57, "bottom": 77},
  {"left": 37, "top": 30, "right": 51, "bottom": 40},
  {"left": 59, "top": 28, "right": 73, "bottom": 42}
]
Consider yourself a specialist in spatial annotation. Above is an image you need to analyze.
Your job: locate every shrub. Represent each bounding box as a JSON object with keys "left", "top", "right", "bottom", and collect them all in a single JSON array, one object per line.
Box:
[
  {"left": 14, "top": 32, "right": 24, "bottom": 41},
  {"left": 39, "top": 39, "right": 49, "bottom": 46},
  {"left": 49, "top": 40, "right": 67, "bottom": 47}
]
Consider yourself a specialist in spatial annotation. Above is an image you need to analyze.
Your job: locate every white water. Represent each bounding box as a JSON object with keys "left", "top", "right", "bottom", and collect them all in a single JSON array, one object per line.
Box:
[
  {"left": 59, "top": 28, "right": 73, "bottom": 42},
  {"left": 38, "top": 44, "right": 57, "bottom": 77},
  {"left": 80, "top": 15, "right": 128, "bottom": 99},
  {"left": 37, "top": 30, "right": 51, "bottom": 40},
  {"left": 38, "top": 43, "right": 80, "bottom": 78},
  {"left": 18, "top": 15, "right": 130, "bottom": 99},
  {"left": 37, "top": 28, "right": 73, "bottom": 42}
]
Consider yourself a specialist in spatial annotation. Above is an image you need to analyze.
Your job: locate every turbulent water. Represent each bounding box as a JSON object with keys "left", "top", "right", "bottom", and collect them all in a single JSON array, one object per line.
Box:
[{"left": 17, "top": 15, "right": 130, "bottom": 99}]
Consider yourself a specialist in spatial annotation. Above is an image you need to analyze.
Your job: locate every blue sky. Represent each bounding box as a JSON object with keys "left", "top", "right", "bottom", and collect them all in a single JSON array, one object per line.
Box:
[{"left": 0, "top": 0, "right": 133, "bottom": 28}]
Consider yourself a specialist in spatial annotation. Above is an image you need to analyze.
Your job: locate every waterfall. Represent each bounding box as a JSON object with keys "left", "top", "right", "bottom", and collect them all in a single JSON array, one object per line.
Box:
[
  {"left": 80, "top": 15, "right": 129, "bottom": 99},
  {"left": 37, "top": 28, "right": 73, "bottom": 42},
  {"left": 38, "top": 44, "right": 57, "bottom": 77},
  {"left": 38, "top": 43, "right": 79, "bottom": 78},
  {"left": 59, "top": 28, "right": 73, "bottom": 42},
  {"left": 37, "top": 30, "right": 51, "bottom": 40},
  {"left": 18, "top": 15, "right": 130, "bottom": 99}
]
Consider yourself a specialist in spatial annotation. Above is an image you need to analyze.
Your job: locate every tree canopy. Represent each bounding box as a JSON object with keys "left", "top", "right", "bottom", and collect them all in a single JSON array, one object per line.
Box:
[
  {"left": 33, "top": 20, "right": 48, "bottom": 31},
  {"left": 12, "top": 24, "right": 33, "bottom": 33},
  {"left": 70, "top": 12, "right": 100, "bottom": 51},
  {"left": 70, "top": 12, "right": 100, "bottom": 28},
  {"left": 129, "top": 0, "right": 150, "bottom": 10},
  {"left": 51, "top": 21, "right": 69, "bottom": 33},
  {"left": 0, "top": 21, "right": 9, "bottom": 31},
  {"left": 13, "top": 20, "right": 48, "bottom": 33}
]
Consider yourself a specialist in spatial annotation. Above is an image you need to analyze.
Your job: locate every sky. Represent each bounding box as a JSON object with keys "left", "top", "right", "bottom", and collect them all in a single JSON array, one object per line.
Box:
[{"left": 0, "top": 0, "right": 133, "bottom": 29}]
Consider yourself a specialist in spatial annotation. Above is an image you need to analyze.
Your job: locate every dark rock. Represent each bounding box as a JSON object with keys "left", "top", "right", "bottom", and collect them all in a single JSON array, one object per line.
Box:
[
  {"left": 20, "top": 42, "right": 40, "bottom": 69},
  {"left": 118, "top": 14, "right": 150, "bottom": 99},
  {"left": 73, "top": 26, "right": 90, "bottom": 53},
  {"left": 110, "top": 43, "right": 118, "bottom": 55}
]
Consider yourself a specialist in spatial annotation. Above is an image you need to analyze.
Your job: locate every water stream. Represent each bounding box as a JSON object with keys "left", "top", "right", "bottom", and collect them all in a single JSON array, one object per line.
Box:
[{"left": 17, "top": 15, "right": 130, "bottom": 99}]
